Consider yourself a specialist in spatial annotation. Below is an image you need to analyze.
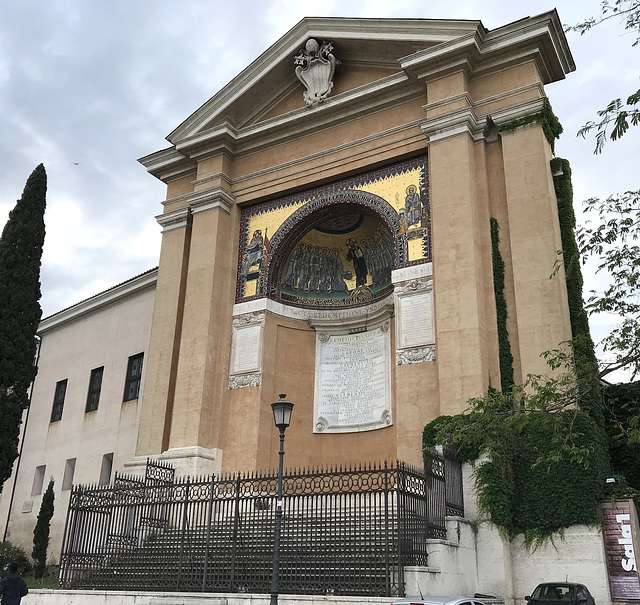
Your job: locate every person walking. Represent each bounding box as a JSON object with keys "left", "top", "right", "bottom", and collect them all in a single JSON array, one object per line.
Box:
[{"left": 0, "top": 563, "right": 28, "bottom": 604}]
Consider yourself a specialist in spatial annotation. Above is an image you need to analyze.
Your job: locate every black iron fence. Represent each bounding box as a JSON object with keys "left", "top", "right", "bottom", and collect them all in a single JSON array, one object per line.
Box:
[{"left": 60, "top": 455, "right": 463, "bottom": 596}]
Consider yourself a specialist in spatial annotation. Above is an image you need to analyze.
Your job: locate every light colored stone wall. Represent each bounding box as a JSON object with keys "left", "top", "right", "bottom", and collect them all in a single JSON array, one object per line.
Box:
[
  {"left": 24, "top": 592, "right": 391, "bottom": 605},
  {"left": 0, "top": 281, "right": 156, "bottom": 560}
]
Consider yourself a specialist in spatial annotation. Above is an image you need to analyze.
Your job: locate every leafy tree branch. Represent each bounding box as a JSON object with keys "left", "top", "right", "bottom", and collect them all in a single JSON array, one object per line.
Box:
[{"left": 567, "top": 0, "right": 640, "bottom": 152}]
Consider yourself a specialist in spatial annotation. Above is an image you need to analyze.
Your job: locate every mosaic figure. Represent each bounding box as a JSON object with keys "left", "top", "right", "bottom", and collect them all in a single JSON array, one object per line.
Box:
[
  {"left": 298, "top": 245, "right": 313, "bottom": 292},
  {"left": 345, "top": 238, "right": 368, "bottom": 287},
  {"left": 242, "top": 230, "right": 264, "bottom": 275},
  {"left": 309, "top": 245, "right": 323, "bottom": 293},
  {"left": 320, "top": 248, "right": 332, "bottom": 294},
  {"left": 404, "top": 185, "right": 421, "bottom": 227},
  {"left": 398, "top": 209, "right": 408, "bottom": 237},
  {"left": 284, "top": 242, "right": 305, "bottom": 288},
  {"left": 329, "top": 248, "right": 350, "bottom": 293}
]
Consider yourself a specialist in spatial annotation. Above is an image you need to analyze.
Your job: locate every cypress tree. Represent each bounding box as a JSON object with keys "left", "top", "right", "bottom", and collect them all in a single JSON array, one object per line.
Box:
[
  {"left": 0, "top": 164, "right": 47, "bottom": 490},
  {"left": 32, "top": 478, "right": 54, "bottom": 578}
]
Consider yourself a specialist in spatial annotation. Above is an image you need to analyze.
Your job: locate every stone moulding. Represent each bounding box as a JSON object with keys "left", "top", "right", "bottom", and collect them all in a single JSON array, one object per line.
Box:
[
  {"left": 228, "top": 372, "right": 262, "bottom": 389},
  {"left": 396, "top": 344, "right": 436, "bottom": 365}
]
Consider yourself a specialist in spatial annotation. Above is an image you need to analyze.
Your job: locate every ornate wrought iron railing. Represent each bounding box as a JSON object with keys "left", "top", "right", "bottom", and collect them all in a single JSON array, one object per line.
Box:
[{"left": 59, "top": 456, "right": 463, "bottom": 596}]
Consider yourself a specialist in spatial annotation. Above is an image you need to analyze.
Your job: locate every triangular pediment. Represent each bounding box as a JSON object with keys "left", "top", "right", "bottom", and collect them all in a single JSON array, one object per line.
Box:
[
  {"left": 167, "top": 17, "right": 485, "bottom": 143},
  {"left": 140, "top": 11, "right": 574, "bottom": 182}
]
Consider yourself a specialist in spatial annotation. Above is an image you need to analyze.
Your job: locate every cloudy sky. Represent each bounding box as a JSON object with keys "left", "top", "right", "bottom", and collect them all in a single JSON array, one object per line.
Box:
[{"left": 0, "top": 0, "right": 636, "bottom": 372}]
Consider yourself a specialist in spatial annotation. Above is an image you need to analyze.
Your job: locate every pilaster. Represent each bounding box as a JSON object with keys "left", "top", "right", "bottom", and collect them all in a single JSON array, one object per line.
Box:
[
  {"left": 426, "top": 123, "right": 492, "bottom": 415},
  {"left": 500, "top": 124, "right": 572, "bottom": 377},
  {"left": 167, "top": 186, "right": 239, "bottom": 452},
  {"left": 135, "top": 207, "right": 192, "bottom": 457}
]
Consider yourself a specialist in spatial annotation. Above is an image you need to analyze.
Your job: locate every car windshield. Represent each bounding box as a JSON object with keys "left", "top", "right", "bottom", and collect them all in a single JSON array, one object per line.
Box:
[{"left": 532, "top": 585, "right": 574, "bottom": 601}]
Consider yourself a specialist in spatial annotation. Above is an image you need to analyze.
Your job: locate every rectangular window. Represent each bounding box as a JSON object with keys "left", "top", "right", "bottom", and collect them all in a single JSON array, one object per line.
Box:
[
  {"left": 50, "top": 379, "right": 67, "bottom": 422},
  {"left": 85, "top": 366, "right": 104, "bottom": 412},
  {"left": 62, "top": 458, "right": 76, "bottom": 490},
  {"left": 99, "top": 453, "right": 113, "bottom": 486},
  {"left": 123, "top": 353, "right": 144, "bottom": 402},
  {"left": 31, "top": 465, "right": 46, "bottom": 496}
]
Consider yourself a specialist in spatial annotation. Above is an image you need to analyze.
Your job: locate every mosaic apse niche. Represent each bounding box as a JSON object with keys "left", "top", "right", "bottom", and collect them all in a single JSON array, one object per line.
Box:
[{"left": 236, "top": 155, "right": 429, "bottom": 309}]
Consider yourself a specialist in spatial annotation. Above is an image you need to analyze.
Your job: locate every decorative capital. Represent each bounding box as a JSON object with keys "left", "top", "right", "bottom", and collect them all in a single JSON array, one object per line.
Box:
[{"left": 294, "top": 39, "right": 338, "bottom": 107}]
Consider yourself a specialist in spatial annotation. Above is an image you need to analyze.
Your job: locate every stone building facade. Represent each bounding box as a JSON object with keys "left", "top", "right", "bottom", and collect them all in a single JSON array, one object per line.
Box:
[
  {"left": 0, "top": 11, "right": 604, "bottom": 603},
  {"left": 132, "top": 11, "right": 574, "bottom": 477}
]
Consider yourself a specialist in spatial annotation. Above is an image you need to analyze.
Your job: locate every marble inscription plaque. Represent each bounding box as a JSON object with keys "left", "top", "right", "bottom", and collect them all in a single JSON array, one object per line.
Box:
[
  {"left": 314, "top": 326, "right": 392, "bottom": 433},
  {"left": 231, "top": 324, "right": 262, "bottom": 375},
  {"left": 398, "top": 291, "right": 433, "bottom": 349}
]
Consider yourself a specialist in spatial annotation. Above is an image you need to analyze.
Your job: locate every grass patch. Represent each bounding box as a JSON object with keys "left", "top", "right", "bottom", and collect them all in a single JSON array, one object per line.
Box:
[{"left": 24, "top": 575, "right": 60, "bottom": 590}]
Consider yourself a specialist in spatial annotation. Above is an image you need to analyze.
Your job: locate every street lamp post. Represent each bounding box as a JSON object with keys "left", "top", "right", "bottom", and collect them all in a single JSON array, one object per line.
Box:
[{"left": 270, "top": 393, "right": 294, "bottom": 605}]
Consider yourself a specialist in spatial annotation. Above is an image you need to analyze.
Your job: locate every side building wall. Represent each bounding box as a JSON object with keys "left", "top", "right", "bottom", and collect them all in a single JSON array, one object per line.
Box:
[{"left": 0, "top": 271, "right": 157, "bottom": 561}]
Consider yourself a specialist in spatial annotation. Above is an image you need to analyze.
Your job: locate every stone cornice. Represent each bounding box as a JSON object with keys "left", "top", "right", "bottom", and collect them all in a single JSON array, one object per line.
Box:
[
  {"left": 401, "top": 10, "right": 574, "bottom": 85},
  {"left": 421, "top": 96, "right": 547, "bottom": 144},
  {"left": 487, "top": 96, "right": 546, "bottom": 127},
  {"left": 233, "top": 294, "right": 395, "bottom": 323},
  {"left": 138, "top": 146, "right": 196, "bottom": 183},
  {"left": 187, "top": 186, "right": 235, "bottom": 215},
  {"left": 420, "top": 107, "right": 488, "bottom": 144},
  {"left": 38, "top": 270, "right": 158, "bottom": 334},
  {"left": 155, "top": 208, "right": 191, "bottom": 232}
]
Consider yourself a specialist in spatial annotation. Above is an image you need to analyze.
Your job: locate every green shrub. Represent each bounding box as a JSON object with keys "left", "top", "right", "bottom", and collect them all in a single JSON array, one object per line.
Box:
[{"left": 0, "top": 541, "right": 32, "bottom": 575}]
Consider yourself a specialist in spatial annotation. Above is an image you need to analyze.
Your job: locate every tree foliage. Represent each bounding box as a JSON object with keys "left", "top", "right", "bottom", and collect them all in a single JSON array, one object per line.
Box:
[
  {"left": 0, "top": 164, "right": 47, "bottom": 491},
  {"left": 577, "top": 190, "right": 640, "bottom": 380},
  {"left": 423, "top": 373, "right": 610, "bottom": 545},
  {"left": 32, "top": 478, "right": 54, "bottom": 579},
  {"left": 567, "top": 0, "right": 640, "bottom": 153}
]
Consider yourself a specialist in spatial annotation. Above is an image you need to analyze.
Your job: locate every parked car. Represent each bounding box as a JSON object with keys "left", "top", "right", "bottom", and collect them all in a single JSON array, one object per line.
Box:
[
  {"left": 393, "top": 596, "right": 487, "bottom": 605},
  {"left": 526, "top": 583, "right": 596, "bottom": 605}
]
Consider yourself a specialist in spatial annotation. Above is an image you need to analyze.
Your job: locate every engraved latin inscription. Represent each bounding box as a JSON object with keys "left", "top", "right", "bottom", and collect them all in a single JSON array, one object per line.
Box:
[
  {"left": 232, "top": 324, "right": 262, "bottom": 375},
  {"left": 314, "top": 327, "right": 391, "bottom": 433},
  {"left": 398, "top": 291, "right": 433, "bottom": 349}
]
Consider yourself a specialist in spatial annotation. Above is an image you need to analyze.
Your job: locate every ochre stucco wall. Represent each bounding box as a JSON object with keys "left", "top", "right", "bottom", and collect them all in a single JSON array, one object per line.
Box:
[{"left": 136, "top": 55, "right": 572, "bottom": 474}]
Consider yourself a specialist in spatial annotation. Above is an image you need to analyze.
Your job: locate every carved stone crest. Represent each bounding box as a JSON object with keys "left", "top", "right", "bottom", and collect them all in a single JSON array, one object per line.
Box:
[{"left": 294, "top": 39, "right": 338, "bottom": 107}]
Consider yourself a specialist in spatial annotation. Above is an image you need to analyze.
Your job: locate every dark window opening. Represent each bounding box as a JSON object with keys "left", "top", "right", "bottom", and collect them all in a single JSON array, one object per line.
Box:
[
  {"left": 100, "top": 453, "right": 114, "bottom": 485},
  {"left": 123, "top": 353, "right": 144, "bottom": 402},
  {"left": 85, "top": 366, "right": 104, "bottom": 412},
  {"left": 50, "top": 379, "right": 67, "bottom": 422}
]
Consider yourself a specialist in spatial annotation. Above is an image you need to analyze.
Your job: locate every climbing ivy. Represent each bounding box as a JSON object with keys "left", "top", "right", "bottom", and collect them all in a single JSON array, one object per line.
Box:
[
  {"left": 498, "top": 98, "right": 563, "bottom": 153},
  {"left": 490, "top": 218, "right": 514, "bottom": 392},
  {"left": 423, "top": 389, "right": 609, "bottom": 545},
  {"left": 552, "top": 157, "right": 599, "bottom": 390}
]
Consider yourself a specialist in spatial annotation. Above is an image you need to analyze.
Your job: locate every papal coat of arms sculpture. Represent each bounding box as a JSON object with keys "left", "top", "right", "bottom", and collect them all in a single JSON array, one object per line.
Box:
[{"left": 294, "top": 39, "right": 338, "bottom": 107}]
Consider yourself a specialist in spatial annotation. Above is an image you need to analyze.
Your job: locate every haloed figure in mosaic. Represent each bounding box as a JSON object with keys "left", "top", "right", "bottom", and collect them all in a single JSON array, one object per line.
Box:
[
  {"left": 404, "top": 185, "right": 421, "bottom": 227},
  {"left": 345, "top": 238, "right": 368, "bottom": 287},
  {"left": 309, "top": 245, "right": 322, "bottom": 292},
  {"left": 283, "top": 242, "right": 353, "bottom": 295},
  {"left": 242, "top": 229, "right": 264, "bottom": 275},
  {"left": 329, "top": 248, "right": 350, "bottom": 293},
  {"left": 361, "top": 229, "right": 395, "bottom": 287}
]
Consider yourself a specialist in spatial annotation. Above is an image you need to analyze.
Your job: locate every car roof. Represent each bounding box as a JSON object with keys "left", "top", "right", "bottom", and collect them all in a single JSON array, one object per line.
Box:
[{"left": 394, "top": 596, "right": 485, "bottom": 605}]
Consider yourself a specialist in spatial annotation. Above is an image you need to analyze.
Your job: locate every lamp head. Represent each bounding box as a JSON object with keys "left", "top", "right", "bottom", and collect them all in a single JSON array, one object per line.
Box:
[{"left": 271, "top": 393, "right": 294, "bottom": 430}]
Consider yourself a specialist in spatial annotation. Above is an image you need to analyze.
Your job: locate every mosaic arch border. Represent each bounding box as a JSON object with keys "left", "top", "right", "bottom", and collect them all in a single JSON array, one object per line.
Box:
[{"left": 235, "top": 155, "right": 430, "bottom": 305}]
